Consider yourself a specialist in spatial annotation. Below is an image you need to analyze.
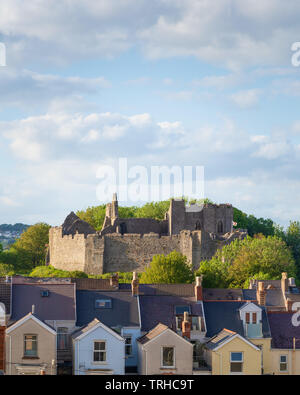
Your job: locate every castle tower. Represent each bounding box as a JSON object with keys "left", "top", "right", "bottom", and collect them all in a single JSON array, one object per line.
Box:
[
  {"left": 168, "top": 198, "right": 186, "bottom": 235},
  {"left": 111, "top": 193, "right": 119, "bottom": 220}
]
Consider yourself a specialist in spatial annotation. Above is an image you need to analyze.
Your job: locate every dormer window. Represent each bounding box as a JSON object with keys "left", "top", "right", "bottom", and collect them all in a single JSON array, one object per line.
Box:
[{"left": 95, "top": 299, "right": 112, "bottom": 309}]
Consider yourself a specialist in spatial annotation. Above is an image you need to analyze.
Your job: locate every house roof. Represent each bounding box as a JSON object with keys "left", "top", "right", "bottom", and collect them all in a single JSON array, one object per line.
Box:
[
  {"left": 11, "top": 283, "right": 76, "bottom": 322},
  {"left": 72, "top": 318, "right": 124, "bottom": 341},
  {"left": 268, "top": 312, "right": 300, "bottom": 349},
  {"left": 137, "top": 323, "right": 169, "bottom": 344},
  {"left": 205, "top": 328, "right": 260, "bottom": 351},
  {"left": 119, "top": 283, "right": 195, "bottom": 297},
  {"left": 137, "top": 323, "right": 192, "bottom": 347},
  {"left": 75, "top": 290, "right": 140, "bottom": 328},
  {"left": 205, "top": 328, "right": 237, "bottom": 350},
  {"left": 203, "top": 288, "right": 244, "bottom": 301},
  {"left": 6, "top": 312, "right": 56, "bottom": 335},
  {"left": 72, "top": 278, "right": 117, "bottom": 291},
  {"left": 242, "top": 289, "right": 285, "bottom": 308},
  {"left": 139, "top": 295, "right": 203, "bottom": 332},
  {"left": 203, "top": 301, "right": 271, "bottom": 338}
]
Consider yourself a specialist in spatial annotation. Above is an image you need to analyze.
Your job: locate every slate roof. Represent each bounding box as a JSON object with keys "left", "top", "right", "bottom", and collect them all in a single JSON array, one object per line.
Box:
[
  {"left": 76, "top": 290, "right": 140, "bottom": 328},
  {"left": 203, "top": 288, "right": 244, "bottom": 301},
  {"left": 205, "top": 329, "right": 237, "bottom": 350},
  {"left": 11, "top": 284, "right": 76, "bottom": 322},
  {"left": 203, "top": 301, "right": 271, "bottom": 338},
  {"left": 0, "top": 277, "right": 12, "bottom": 315},
  {"left": 72, "top": 278, "right": 117, "bottom": 291},
  {"left": 139, "top": 295, "right": 203, "bottom": 332},
  {"left": 119, "top": 283, "right": 195, "bottom": 297},
  {"left": 268, "top": 312, "right": 300, "bottom": 349},
  {"left": 242, "top": 289, "right": 285, "bottom": 308},
  {"left": 137, "top": 323, "right": 169, "bottom": 345}
]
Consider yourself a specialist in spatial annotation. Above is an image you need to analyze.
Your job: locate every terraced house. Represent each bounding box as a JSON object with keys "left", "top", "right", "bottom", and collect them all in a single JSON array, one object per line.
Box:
[{"left": 1, "top": 272, "right": 300, "bottom": 375}]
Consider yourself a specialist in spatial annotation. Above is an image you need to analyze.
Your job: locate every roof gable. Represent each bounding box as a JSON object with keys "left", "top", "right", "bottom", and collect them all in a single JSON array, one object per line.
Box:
[
  {"left": 6, "top": 313, "right": 56, "bottom": 335},
  {"left": 72, "top": 318, "right": 124, "bottom": 342},
  {"left": 138, "top": 323, "right": 193, "bottom": 348}
]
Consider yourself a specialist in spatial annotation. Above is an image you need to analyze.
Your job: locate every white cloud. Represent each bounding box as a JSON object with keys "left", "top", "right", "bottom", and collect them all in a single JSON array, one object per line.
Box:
[
  {"left": 1, "top": 1, "right": 300, "bottom": 68},
  {"left": 230, "top": 89, "right": 261, "bottom": 108}
]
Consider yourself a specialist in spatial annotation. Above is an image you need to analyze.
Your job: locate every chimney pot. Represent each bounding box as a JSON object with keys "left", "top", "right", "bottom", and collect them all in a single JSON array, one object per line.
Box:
[
  {"left": 182, "top": 312, "right": 191, "bottom": 339},
  {"left": 195, "top": 276, "right": 203, "bottom": 302},
  {"left": 131, "top": 272, "right": 139, "bottom": 296}
]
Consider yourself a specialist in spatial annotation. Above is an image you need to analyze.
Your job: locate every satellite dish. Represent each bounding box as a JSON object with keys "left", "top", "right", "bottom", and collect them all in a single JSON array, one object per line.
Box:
[{"left": 0, "top": 303, "right": 6, "bottom": 326}]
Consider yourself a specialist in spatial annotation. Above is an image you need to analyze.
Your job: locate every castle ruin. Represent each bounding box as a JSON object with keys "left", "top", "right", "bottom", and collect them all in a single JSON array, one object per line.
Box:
[{"left": 49, "top": 195, "right": 247, "bottom": 274}]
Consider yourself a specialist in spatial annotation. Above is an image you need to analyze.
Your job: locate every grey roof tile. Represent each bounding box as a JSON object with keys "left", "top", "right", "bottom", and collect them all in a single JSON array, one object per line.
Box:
[
  {"left": 76, "top": 290, "right": 140, "bottom": 328},
  {"left": 11, "top": 284, "right": 76, "bottom": 321}
]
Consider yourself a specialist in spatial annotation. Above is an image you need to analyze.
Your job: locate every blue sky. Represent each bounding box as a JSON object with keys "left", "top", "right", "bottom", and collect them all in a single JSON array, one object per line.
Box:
[{"left": 0, "top": 0, "right": 300, "bottom": 227}]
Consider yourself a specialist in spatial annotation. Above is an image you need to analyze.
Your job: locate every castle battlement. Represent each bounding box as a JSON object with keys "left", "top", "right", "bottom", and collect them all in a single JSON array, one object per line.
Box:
[{"left": 49, "top": 195, "right": 246, "bottom": 275}]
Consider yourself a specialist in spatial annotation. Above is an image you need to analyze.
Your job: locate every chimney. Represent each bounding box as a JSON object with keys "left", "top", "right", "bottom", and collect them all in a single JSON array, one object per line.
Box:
[
  {"left": 32, "top": 305, "right": 35, "bottom": 315},
  {"left": 182, "top": 312, "right": 191, "bottom": 339},
  {"left": 256, "top": 282, "right": 266, "bottom": 306},
  {"left": 195, "top": 276, "right": 203, "bottom": 302},
  {"left": 110, "top": 273, "right": 119, "bottom": 288},
  {"left": 286, "top": 297, "right": 293, "bottom": 312},
  {"left": 131, "top": 272, "right": 139, "bottom": 296},
  {"left": 281, "top": 272, "right": 289, "bottom": 295}
]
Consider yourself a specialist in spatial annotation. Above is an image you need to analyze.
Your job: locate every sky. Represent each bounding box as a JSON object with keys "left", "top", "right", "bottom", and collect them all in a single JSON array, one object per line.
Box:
[{"left": 0, "top": 0, "right": 300, "bottom": 227}]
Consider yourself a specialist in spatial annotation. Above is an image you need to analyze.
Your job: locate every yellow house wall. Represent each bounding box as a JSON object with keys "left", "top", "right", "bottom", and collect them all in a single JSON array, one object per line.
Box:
[
  {"left": 270, "top": 349, "right": 300, "bottom": 375},
  {"left": 251, "top": 338, "right": 272, "bottom": 375},
  {"left": 211, "top": 337, "right": 261, "bottom": 375}
]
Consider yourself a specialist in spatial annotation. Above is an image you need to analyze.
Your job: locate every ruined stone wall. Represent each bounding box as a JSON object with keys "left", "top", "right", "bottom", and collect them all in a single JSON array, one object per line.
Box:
[
  {"left": 202, "top": 204, "right": 233, "bottom": 233},
  {"left": 49, "top": 227, "right": 87, "bottom": 272},
  {"left": 102, "top": 233, "right": 181, "bottom": 273}
]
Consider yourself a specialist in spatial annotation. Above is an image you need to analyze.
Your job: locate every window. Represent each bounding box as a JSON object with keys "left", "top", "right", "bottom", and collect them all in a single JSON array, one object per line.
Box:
[
  {"left": 192, "top": 316, "right": 200, "bottom": 331},
  {"left": 93, "top": 341, "right": 106, "bottom": 362},
  {"left": 95, "top": 299, "right": 112, "bottom": 309},
  {"left": 245, "top": 312, "right": 250, "bottom": 324},
  {"left": 24, "top": 335, "right": 38, "bottom": 357},
  {"left": 124, "top": 336, "right": 132, "bottom": 356},
  {"left": 162, "top": 347, "right": 175, "bottom": 368},
  {"left": 252, "top": 312, "right": 257, "bottom": 324},
  {"left": 230, "top": 352, "right": 243, "bottom": 373},
  {"left": 280, "top": 355, "right": 288, "bottom": 372},
  {"left": 57, "top": 327, "right": 69, "bottom": 350},
  {"left": 217, "top": 221, "right": 223, "bottom": 233}
]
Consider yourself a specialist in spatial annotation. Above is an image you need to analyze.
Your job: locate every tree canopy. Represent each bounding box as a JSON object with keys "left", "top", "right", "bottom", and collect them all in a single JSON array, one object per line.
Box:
[
  {"left": 196, "top": 234, "right": 296, "bottom": 288},
  {"left": 140, "top": 251, "right": 194, "bottom": 284}
]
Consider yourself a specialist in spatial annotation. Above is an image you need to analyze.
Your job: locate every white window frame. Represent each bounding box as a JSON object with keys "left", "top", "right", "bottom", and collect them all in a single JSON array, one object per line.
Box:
[
  {"left": 279, "top": 355, "right": 288, "bottom": 372},
  {"left": 230, "top": 352, "right": 243, "bottom": 374},
  {"left": 93, "top": 340, "right": 107, "bottom": 364},
  {"left": 161, "top": 346, "right": 175, "bottom": 369},
  {"left": 24, "top": 334, "right": 38, "bottom": 358}
]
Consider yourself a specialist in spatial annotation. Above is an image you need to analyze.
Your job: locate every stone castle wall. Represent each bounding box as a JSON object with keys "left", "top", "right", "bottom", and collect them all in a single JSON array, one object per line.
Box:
[{"left": 49, "top": 227, "right": 242, "bottom": 275}]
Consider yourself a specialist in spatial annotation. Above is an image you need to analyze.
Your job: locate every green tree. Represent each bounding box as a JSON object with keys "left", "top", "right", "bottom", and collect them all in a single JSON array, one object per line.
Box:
[
  {"left": 233, "top": 207, "right": 276, "bottom": 237},
  {"left": 11, "top": 223, "right": 51, "bottom": 270},
  {"left": 196, "top": 235, "right": 296, "bottom": 288},
  {"left": 140, "top": 251, "right": 194, "bottom": 284}
]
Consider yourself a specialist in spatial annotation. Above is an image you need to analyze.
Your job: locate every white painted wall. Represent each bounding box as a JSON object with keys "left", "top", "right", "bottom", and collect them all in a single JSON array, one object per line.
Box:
[{"left": 73, "top": 325, "right": 125, "bottom": 375}]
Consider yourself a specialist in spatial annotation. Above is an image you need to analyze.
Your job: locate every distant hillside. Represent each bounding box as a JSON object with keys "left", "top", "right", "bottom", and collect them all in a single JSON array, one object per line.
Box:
[{"left": 0, "top": 223, "right": 30, "bottom": 249}]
